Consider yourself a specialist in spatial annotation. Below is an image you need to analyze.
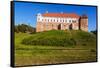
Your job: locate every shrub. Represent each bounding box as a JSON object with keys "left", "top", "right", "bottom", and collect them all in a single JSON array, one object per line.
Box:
[
  {"left": 82, "top": 43, "right": 86, "bottom": 46},
  {"left": 90, "top": 49, "right": 96, "bottom": 52},
  {"left": 21, "top": 30, "right": 96, "bottom": 47}
]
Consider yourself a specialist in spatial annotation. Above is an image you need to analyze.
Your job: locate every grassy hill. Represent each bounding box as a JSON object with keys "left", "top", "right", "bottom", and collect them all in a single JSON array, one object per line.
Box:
[
  {"left": 15, "top": 30, "right": 97, "bottom": 66},
  {"left": 21, "top": 30, "right": 96, "bottom": 47}
]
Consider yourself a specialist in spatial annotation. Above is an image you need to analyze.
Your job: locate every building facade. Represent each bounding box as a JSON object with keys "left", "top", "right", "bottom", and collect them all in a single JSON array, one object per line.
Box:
[{"left": 36, "top": 12, "right": 88, "bottom": 32}]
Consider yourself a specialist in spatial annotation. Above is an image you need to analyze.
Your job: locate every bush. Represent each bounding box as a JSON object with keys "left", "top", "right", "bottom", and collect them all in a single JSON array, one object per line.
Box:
[
  {"left": 82, "top": 43, "right": 86, "bottom": 46},
  {"left": 21, "top": 38, "right": 76, "bottom": 47},
  {"left": 15, "top": 24, "right": 36, "bottom": 33},
  {"left": 21, "top": 30, "right": 96, "bottom": 47},
  {"left": 90, "top": 49, "right": 96, "bottom": 52}
]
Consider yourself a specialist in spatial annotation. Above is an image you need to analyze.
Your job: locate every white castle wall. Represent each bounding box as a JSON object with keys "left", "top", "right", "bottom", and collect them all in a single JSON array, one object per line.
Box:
[{"left": 37, "top": 13, "right": 79, "bottom": 23}]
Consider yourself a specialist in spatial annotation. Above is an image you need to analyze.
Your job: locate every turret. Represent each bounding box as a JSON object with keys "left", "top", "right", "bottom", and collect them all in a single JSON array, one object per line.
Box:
[
  {"left": 37, "top": 13, "right": 42, "bottom": 22},
  {"left": 79, "top": 14, "right": 88, "bottom": 31},
  {"left": 36, "top": 13, "right": 43, "bottom": 32}
]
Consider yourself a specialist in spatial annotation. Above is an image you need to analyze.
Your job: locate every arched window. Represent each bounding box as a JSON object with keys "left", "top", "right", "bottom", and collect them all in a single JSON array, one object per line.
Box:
[
  {"left": 38, "top": 18, "right": 40, "bottom": 21},
  {"left": 60, "top": 20, "right": 62, "bottom": 22},
  {"left": 45, "top": 19, "right": 46, "bottom": 22},
  {"left": 48, "top": 19, "right": 49, "bottom": 22},
  {"left": 66, "top": 20, "right": 67, "bottom": 22},
  {"left": 57, "top": 20, "right": 58, "bottom": 22},
  {"left": 63, "top": 20, "right": 64, "bottom": 22},
  {"left": 54, "top": 19, "right": 55, "bottom": 22},
  {"left": 69, "top": 20, "right": 71, "bottom": 23},
  {"left": 42, "top": 19, "right": 43, "bottom": 21},
  {"left": 51, "top": 19, "right": 52, "bottom": 22},
  {"left": 72, "top": 20, "right": 76, "bottom": 23}
]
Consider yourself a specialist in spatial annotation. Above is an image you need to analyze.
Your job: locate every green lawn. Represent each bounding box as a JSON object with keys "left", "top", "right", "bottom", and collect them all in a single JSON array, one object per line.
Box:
[{"left": 15, "top": 30, "right": 97, "bottom": 66}]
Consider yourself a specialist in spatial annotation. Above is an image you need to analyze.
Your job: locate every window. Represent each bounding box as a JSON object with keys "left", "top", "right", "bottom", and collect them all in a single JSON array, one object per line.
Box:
[
  {"left": 54, "top": 19, "right": 55, "bottom": 22},
  {"left": 72, "top": 20, "right": 76, "bottom": 23},
  {"left": 51, "top": 19, "right": 52, "bottom": 22},
  {"left": 38, "top": 18, "right": 40, "bottom": 21},
  {"left": 66, "top": 20, "right": 67, "bottom": 22},
  {"left": 69, "top": 20, "right": 71, "bottom": 23},
  {"left": 42, "top": 19, "right": 43, "bottom": 21},
  {"left": 60, "top": 20, "right": 62, "bottom": 22},
  {"left": 57, "top": 20, "right": 58, "bottom": 22},
  {"left": 45, "top": 19, "right": 46, "bottom": 22},
  {"left": 63, "top": 20, "right": 64, "bottom": 22}
]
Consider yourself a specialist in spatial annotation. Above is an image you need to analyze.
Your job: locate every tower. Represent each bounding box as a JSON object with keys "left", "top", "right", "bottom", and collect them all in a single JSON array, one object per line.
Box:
[
  {"left": 36, "top": 13, "right": 43, "bottom": 32},
  {"left": 79, "top": 14, "right": 88, "bottom": 31}
]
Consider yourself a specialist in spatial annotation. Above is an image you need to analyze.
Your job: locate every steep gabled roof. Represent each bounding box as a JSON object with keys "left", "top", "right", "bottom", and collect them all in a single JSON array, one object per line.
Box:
[{"left": 42, "top": 13, "right": 80, "bottom": 18}]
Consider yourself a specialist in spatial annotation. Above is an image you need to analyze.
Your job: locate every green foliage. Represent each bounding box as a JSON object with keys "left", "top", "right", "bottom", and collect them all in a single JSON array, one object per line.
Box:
[
  {"left": 90, "top": 49, "right": 96, "bottom": 52},
  {"left": 15, "top": 24, "right": 36, "bottom": 33},
  {"left": 91, "top": 30, "right": 97, "bottom": 35},
  {"left": 15, "top": 31, "right": 97, "bottom": 66},
  {"left": 21, "top": 30, "right": 96, "bottom": 47}
]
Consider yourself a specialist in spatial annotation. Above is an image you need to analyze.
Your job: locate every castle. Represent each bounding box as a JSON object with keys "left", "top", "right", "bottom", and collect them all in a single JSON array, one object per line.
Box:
[{"left": 36, "top": 12, "right": 88, "bottom": 32}]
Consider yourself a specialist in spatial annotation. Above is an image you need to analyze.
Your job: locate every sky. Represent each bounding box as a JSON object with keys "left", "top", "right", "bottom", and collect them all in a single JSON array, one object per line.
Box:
[{"left": 14, "top": 1, "right": 97, "bottom": 32}]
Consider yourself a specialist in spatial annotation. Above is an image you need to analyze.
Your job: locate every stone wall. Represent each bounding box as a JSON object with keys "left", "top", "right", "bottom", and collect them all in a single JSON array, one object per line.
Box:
[
  {"left": 79, "top": 18, "right": 88, "bottom": 31},
  {"left": 36, "top": 22, "right": 80, "bottom": 32},
  {"left": 36, "top": 17, "right": 88, "bottom": 32}
]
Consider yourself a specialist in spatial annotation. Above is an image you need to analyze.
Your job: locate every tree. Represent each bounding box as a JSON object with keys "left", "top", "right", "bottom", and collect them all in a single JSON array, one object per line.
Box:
[
  {"left": 91, "top": 30, "right": 97, "bottom": 35},
  {"left": 15, "top": 24, "right": 36, "bottom": 33}
]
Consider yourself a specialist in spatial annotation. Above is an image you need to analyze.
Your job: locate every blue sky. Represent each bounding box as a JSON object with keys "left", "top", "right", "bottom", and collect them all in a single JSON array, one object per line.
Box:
[{"left": 14, "top": 2, "right": 97, "bottom": 32}]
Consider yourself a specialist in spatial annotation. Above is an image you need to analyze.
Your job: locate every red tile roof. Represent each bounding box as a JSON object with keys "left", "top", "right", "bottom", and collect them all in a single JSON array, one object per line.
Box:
[{"left": 42, "top": 13, "right": 80, "bottom": 18}]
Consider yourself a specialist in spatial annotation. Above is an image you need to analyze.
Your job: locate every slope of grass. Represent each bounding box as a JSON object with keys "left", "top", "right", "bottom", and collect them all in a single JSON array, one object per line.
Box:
[
  {"left": 15, "top": 30, "right": 97, "bottom": 66},
  {"left": 21, "top": 30, "right": 96, "bottom": 47}
]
